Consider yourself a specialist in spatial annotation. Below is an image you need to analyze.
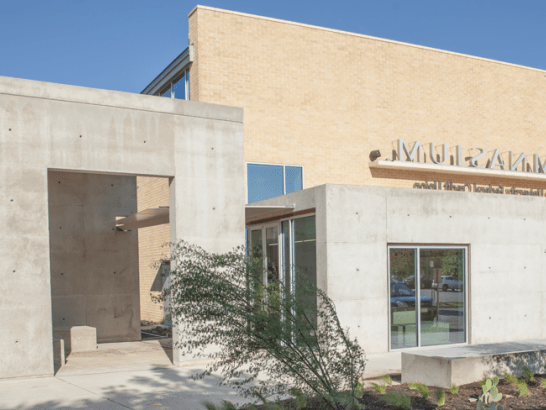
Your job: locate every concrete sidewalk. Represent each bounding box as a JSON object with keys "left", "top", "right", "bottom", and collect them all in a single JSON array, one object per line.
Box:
[
  {"left": 0, "top": 365, "right": 253, "bottom": 410},
  {"left": 0, "top": 348, "right": 401, "bottom": 410}
]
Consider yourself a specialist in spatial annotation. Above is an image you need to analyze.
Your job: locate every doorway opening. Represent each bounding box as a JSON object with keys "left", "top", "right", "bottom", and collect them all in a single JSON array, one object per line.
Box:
[{"left": 48, "top": 171, "right": 173, "bottom": 374}]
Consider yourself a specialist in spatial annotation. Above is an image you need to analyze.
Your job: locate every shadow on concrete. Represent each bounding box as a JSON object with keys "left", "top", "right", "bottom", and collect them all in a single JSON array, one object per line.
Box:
[{"left": 4, "top": 365, "right": 253, "bottom": 410}]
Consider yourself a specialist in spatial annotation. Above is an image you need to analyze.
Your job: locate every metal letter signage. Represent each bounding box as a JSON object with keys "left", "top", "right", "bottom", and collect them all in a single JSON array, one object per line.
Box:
[{"left": 392, "top": 140, "right": 546, "bottom": 176}]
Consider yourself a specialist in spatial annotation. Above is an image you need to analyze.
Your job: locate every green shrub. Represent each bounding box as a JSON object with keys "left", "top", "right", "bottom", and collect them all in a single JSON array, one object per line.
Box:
[
  {"left": 504, "top": 373, "right": 518, "bottom": 385},
  {"left": 408, "top": 382, "right": 429, "bottom": 399},
  {"left": 371, "top": 382, "right": 387, "bottom": 394},
  {"left": 541, "top": 378, "right": 546, "bottom": 388},
  {"left": 380, "top": 392, "right": 412, "bottom": 410},
  {"left": 521, "top": 365, "right": 534, "bottom": 382},
  {"left": 449, "top": 384, "right": 459, "bottom": 394},
  {"left": 379, "top": 375, "right": 393, "bottom": 386},
  {"left": 289, "top": 388, "right": 307, "bottom": 409},
  {"left": 166, "top": 241, "right": 367, "bottom": 410},
  {"left": 415, "top": 383, "right": 429, "bottom": 400},
  {"left": 435, "top": 388, "right": 445, "bottom": 406},
  {"left": 516, "top": 380, "right": 529, "bottom": 397}
]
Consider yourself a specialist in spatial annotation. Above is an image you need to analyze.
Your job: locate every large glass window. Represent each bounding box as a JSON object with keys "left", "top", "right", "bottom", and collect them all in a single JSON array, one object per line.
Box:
[
  {"left": 158, "top": 69, "right": 190, "bottom": 100},
  {"left": 247, "top": 163, "right": 303, "bottom": 203},
  {"left": 389, "top": 246, "right": 467, "bottom": 350},
  {"left": 248, "top": 215, "right": 316, "bottom": 312},
  {"left": 172, "top": 72, "right": 188, "bottom": 100}
]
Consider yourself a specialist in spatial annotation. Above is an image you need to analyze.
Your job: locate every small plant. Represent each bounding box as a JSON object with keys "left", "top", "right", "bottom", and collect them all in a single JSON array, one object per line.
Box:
[
  {"left": 407, "top": 382, "right": 429, "bottom": 399},
  {"left": 380, "top": 391, "right": 412, "bottom": 410},
  {"left": 371, "top": 382, "right": 387, "bottom": 394},
  {"left": 379, "top": 375, "right": 393, "bottom": 386},
  {"left": 476, "top": 377, "right": 502, "bottom": 410},
  {"left": 516, "top": 379, "right": 529, "bottom": 397},
  {"left": 521, "top": 365, "right": 535, "bottom": 382},
  {"left": 541, "top": 378, "right": 546, "bottom": 388},
  {"left": 504, "top": 372, "right": 518, "bottom": 385},
  {"left": 435, "top": 388, "right": 445, "bottom": 406},
  {"left": 415, "top": 383, "right": 429, "bottom": 400},
  {"left": 449, "top": 384, "right": 459, "bottom": 394}
]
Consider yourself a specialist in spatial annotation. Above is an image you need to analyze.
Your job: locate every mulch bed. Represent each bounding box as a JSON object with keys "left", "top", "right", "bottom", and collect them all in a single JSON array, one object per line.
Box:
[
  {"left": 361, "top": 375, "right": 546, "bottom": 409},
  {"left": 260, "top": 375, "right": 546, "bottom": 409}
]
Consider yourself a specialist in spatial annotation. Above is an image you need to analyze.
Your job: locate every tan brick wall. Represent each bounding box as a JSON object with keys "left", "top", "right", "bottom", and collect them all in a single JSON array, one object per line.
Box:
[
  {"left": 136, "top": 176, "right": 170, "bottom": 324},
  {"left": 188, "top": 6, "right": 546, "bottom": 191}
]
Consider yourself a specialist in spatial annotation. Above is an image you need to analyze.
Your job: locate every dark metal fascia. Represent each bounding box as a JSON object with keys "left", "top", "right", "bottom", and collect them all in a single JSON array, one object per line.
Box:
[{"left": 141, "top": 46, "right": 193, "bottom": 95}]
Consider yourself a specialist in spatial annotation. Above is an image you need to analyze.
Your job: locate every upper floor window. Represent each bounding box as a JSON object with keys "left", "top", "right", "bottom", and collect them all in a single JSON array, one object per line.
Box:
[
  {"left": 158, "top": 69, "right": 190, "bottom": 100},
  {"left": 247, "top": 163, "right": 303, "bottom": 203}
]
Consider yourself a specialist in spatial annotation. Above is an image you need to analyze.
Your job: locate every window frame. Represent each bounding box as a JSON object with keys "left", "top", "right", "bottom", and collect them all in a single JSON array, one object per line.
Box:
[
  {"left": 246, "top": 162, "right": 305, "bottom": 204},
  {"left": 248, "top": 212, "right": 315, "bottom": 292},
  {"left": 157, "top": 68, "right": 190, "bottom": 100},
  {"left": 387, "top": 244, "right": 469, "bottom": 351}
]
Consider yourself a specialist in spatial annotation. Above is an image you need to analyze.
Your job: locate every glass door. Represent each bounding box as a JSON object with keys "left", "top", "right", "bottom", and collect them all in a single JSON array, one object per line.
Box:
[
  {"left": 389, "top": 248, "right": 418, "bottom": 349},
  {"left": 388, "top": 246, "right": 467, "bottom": 350}
]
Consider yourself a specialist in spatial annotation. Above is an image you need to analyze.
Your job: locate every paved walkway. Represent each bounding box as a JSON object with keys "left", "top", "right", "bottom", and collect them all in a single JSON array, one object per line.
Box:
[{"left": 0, "top": 340, "right": 402, "bottom": 409}]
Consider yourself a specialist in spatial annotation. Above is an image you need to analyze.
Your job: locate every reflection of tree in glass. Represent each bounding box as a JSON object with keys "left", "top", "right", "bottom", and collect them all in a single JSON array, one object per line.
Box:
[
  {"left": 419, "top": 249, "right": 464, "bottom": 281},
  {"left": 389, "top": 249, "right": 415, "bottom": 281}
]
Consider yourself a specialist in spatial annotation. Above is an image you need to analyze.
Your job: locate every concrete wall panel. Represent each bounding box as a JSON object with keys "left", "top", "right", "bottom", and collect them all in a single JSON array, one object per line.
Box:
[
  {"left": 255, "top": 184, "right": 546, "bottom": 354},
  {"left": 86, "top": 294, "right": 141, "bottom": 343},
  {"left": 0, "top": 76, "right": 244, "bottom": 378}
]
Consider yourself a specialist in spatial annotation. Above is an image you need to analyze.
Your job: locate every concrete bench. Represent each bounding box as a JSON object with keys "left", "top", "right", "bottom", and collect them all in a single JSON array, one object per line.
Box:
[
  {"left": 53, "top": 326, "right": 97, "bottom": 354},
  {"left": 402, "top": 339, "right": 546, "bottom": 388}
]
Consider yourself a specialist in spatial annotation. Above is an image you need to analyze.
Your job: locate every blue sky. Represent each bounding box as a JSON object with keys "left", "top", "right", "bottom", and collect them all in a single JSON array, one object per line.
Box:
[{"left": 1, "top": 1, "right": 545, "bottom": 94}]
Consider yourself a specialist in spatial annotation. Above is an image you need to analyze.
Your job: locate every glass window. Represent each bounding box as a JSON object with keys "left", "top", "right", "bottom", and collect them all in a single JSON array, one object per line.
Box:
[
  {"left": 248, "top": 216, "right": 316, "bottom": 343},
  {"left": 389, "top": 249, "right": 417, "bottom": 349},
  {"left": 389, "top": 246, "right": 467, "bottom": 350},
  {"left": 285, "top": 166, "right": 303, "bottom": 194},
  {"left": 293, "top": 216, "right": 317, "bottom": 328},
  {"left": 247, "top": 164, "right": 303, "bottom": 203},
  {"left": 172, "top": 73, "right": 186, "bottom": 100},
  {"left": 247, "top": 164, "right": 283, "bottom": 203},
  {"left": 160, "top": 86, "right": 171, "bottom": 98},
  {"left": 158, "top": 69, "right": 190, "bottom": 100}
]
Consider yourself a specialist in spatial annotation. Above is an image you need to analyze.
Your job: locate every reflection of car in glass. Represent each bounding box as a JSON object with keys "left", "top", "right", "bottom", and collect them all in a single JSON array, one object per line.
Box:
[
  {"left": 390, "top": 281, "right": 434, "bottom": 321},
  {"left": 403, "top": 275, "right": 434, "bottom": 289},
  {"left": 440, "top": 275, "right": 463, "bottom": 291}
]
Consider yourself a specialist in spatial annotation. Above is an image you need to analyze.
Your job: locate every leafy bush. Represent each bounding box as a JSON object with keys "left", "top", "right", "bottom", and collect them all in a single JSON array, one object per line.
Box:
[
  {"left": 449, "top": 384, "right": 459, "bottom": 394},
  {"left": 371, "top": 382, "right": 387, "bottom": 394},
  {"left": 164, "top": 241, "right": 366, "bottom": 410},
  {"left": 380, "top": 392, "right": 412, "bottom": 410},
  {"left": 288, "top": 388, "right": 307, "bottom": 409},
  {"left": 435, "top": 388, "right": 445, "bottom": 406},
  {"left": 504, "top": 373, "right": 518, "bottom": 385},
  {"left": 541, "top": 378, "right": 546, "bottom": 388},
  {"left": 521, "top": 365, "right": 534, "bottom": 382},
  {"left": 409, "top": 383, "right": 429, "bottom": 400}
]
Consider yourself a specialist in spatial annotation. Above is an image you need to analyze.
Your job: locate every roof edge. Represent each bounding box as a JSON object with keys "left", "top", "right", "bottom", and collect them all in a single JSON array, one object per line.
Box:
[{"left": 189, "top": 5, "right": 546, "bottom": 75}]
